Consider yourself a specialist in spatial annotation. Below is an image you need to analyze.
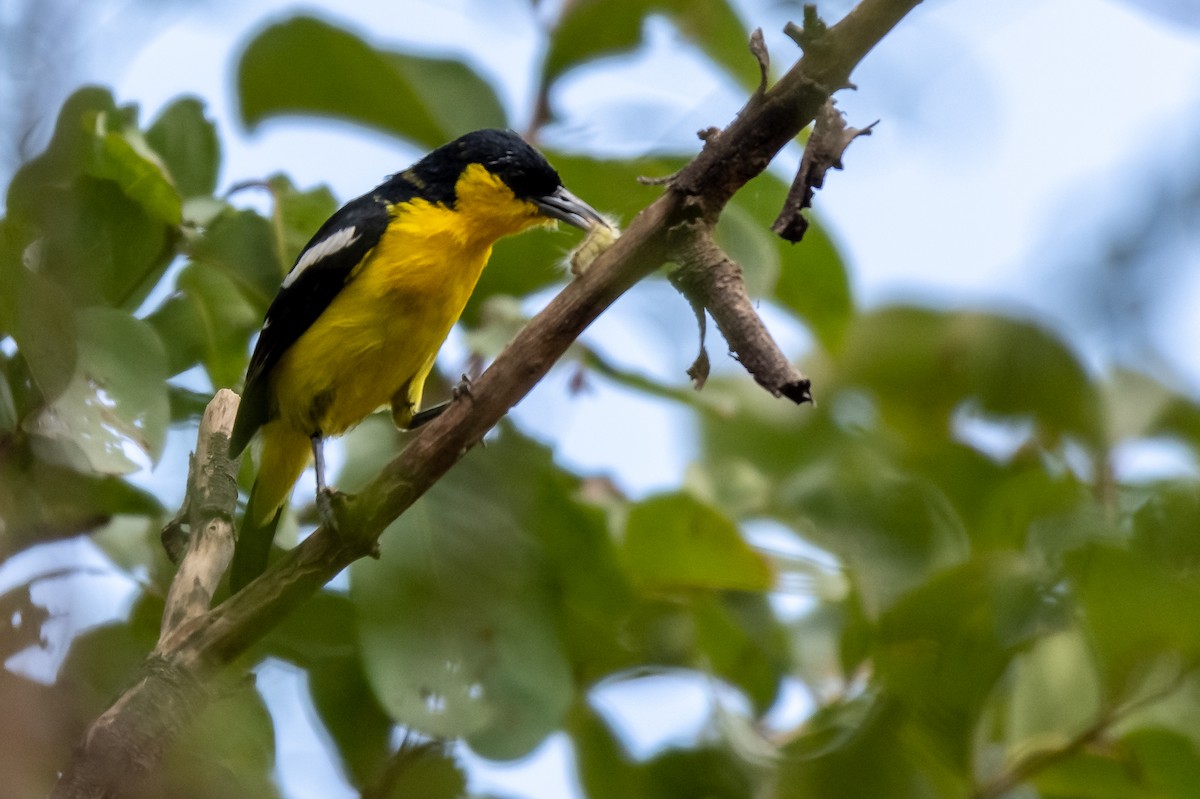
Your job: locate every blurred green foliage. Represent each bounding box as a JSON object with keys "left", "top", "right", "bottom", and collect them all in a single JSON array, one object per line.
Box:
[{"left": 2, "top": 4, "right": 1199, "bottom": 798}]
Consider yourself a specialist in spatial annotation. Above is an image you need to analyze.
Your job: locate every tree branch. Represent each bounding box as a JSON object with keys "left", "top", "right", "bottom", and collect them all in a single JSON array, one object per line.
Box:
[
  {"left": 51, "top": 0, "right": 924, "bottom": 794},
  {"left": 670, "top": 226, "right": 812, "bottom": 402},
  {"left": 159, "top": 389, "right": 239, "bottom": 639}
]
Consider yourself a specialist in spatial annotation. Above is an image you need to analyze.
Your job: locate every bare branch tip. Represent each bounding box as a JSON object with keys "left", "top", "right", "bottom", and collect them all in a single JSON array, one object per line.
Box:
[
  {"left": 781, "top": 379, "right": 814, "bottom": 406},
  {"left": 783, "top": 6, "right": 829, "bottom": 52},
  {"left": 749, "top": 28, "right": 769, "bottom": 93}
]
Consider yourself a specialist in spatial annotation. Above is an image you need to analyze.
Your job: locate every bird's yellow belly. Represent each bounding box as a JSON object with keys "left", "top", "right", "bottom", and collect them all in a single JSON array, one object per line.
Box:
[{"left": 270, "top": 230, "right": 490, "bottom": 437}]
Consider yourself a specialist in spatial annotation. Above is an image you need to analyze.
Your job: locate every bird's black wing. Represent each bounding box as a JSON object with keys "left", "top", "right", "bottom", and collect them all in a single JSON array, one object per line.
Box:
[{"left": 229, "top": 194, "right": 390, "bottom": 456}]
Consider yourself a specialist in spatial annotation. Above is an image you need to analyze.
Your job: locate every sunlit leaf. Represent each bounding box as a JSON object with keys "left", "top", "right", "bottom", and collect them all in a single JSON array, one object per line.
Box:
[
  {"left": 5, "top": 87, "right": 180, "bottom": 311},
  {"left": 146, "top": 97, "right": 221, "bottom": 198},
  {"left": 238, "top": 16, "right": 505, "bottom": 148},
  {"left": 622, "top": 492, "right": 773, "bottom": 592},
  {"left": 545, "top": 0, "right": 757, "bottom": 91},
  {"left": 1067, "top": 544, "right": 1200, "bottom": 702},
  {"left": 352, "top": 426, "right": 631, "bottom": 760},
  {"left": 24, "top": 308, "right": 168, "bottom": 473},
  {"left": 1006, "top": 629, "right": 1102, "bottom": 748}
]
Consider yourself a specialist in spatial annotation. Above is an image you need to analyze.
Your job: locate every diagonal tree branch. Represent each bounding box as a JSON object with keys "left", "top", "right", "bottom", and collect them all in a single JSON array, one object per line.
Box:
[{"left": 51, "top": 1, "right": 924, "bottom": 795}]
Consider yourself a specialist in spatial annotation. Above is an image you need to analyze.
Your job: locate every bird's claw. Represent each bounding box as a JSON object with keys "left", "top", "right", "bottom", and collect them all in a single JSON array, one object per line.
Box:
[{"left": 452, "top": 373, "right": 473, "bottom": 401}]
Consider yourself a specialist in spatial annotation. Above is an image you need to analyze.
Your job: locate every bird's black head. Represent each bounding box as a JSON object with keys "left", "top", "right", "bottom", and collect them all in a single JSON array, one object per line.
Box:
[{"left": 388, "top": 129, "right": 605, "bottom": 231}]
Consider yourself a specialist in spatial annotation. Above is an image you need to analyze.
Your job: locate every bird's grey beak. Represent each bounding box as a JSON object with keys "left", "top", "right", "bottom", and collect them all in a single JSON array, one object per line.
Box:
[{"left": 536, "top": 186, "right": 607, "bottom": 231}]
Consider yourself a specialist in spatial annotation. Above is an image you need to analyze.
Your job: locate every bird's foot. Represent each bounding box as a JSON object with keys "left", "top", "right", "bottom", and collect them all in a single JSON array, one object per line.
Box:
[
  {"left": 452, "top": 373, "right": 473, "bottom": 400},
  {"left": 316, "top": 488, "right": 379, "bottom": 559}
]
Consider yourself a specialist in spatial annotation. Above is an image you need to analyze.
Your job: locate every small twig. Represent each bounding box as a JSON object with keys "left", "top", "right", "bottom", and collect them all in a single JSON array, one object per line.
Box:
[
  {"left": 669, "top": 226, "right": 812, "bottom": 404},
  {"left": 749, "top": 28, "right": 770, "bottom": 95},
  {"left": 158, "top": 389, "right": 240, "bottom": 642},
  {"left": 773, "top": 98, "right": 876, "bottom": 243},
  {"left": 972, "top": 670, "right": 1193, "bottom": 799}
]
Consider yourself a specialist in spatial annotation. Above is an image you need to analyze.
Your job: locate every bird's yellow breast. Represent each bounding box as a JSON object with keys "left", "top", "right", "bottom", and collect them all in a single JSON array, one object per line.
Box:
[{"left": 268, "top": 164, "right": 551, "bottom": 437}]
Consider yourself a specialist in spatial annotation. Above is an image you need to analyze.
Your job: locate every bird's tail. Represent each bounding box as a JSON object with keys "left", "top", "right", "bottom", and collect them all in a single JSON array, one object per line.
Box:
[{"left": 230, "top": 422, "right": 311, "bottom": 591}]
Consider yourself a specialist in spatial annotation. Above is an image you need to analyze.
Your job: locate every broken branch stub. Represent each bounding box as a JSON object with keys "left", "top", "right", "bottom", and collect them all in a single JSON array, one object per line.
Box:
[{"left": 773, "top": 98, "right": 877, "bottom": 243}]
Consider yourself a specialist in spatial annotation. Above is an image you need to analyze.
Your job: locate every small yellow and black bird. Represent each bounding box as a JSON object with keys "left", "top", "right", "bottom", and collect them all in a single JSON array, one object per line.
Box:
[{"left": 228, "top": 129, "right": 606, "bottom": 589}]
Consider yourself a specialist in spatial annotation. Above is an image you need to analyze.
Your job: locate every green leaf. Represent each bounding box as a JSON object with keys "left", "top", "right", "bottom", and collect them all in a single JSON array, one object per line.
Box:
[
  {"left": 146, "top": 97, "right": 221, "bottom": 198},
  {"left": 187, "top": 207, "right": 282, "bottom": 307},
  {"left": 836, "top": 307, "right": 1102, "bottom": 446},
  {"left": 260, "top": 591, "right": 395, "bottom": 788},
  {"left": 1033, "top": 749, "right": 1143, "bottom": 798},
  {"left": 1007, "top": 629, "right": 1102, "bottom": 748},
  {"left": 307, "top": 657, "right": 395, "bottom": 788},
  {"left": 771, "top": 219, "right": 854, "bottom": 352},
  {"left": 1034, "top": 729, "right": 1200, "bottom": 798},
  {"left": 544, "top": 0, "right": 757, "bottom": 92},
  {"left": 0, "top": 363, "right": 16, "bottom": 432},
  {"left": 692, "top": 592, "right": 790, "bottom": 714},
  {"left": 352, "top": 426, "right": 623, "bottom": 760},
  {"left": 238, "top": 16, "right": 505, "bottom": 148},
  {"left": 777, "top": 695, "right": 967, "bottom": 799},
  {"left": 6, "top": 88, "right": 181, "bottom": 311},
  {"left": 138, "top": 680, "right": 280, "bottom": 799},
  {"left": 622, "top": 492, "right": 773, "bottom": 592},
  {"left": 1067, "top": 544, "right": 1200, "bottom": 702},
  {"left": 80, "top": 108, "right": 182, "bottom": 226},
  {"left": 0, "top": 456, "right": 162, "bottom": 556},
  {"left": 23, "top": 308, "right": 168, "bottom": 473},
  {"left": 569, "top": 702, "right": 648, "bottom": 799},
  {"left": 1123, "top": 728, "right": 1200, "bottom": 796},
  {"left": 1131, "top": 483, "right": 1200, "bottom": 576},
  {"left": 875, "top": 554, "right": 1061, "bottom": 770},
  {"left": 368, "top": 742, "right": 466, "bottom": 799},
  {"left": 146, "top": 262, "right": 261, "bottom": 386},
  {"left": 714, "top": 200, "right": 780, "bottom": 298},
  {"left": 1152, "top": 396, "right": 1200, "bottom": 454},
  {"left": 570, "top": 703, "right": 759, "bottom": 799},
  {"left": 56, "top": 598, "right": 279, "bottom": 798},
  {"left": 266, "top": 174, "right": 339, "bottom": 268},
  {"left": 8, "top": 267, "right": 78, "bottom": 404},
  {"left": 780, "top": 450, "right": 969, "bottom": 617}
]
